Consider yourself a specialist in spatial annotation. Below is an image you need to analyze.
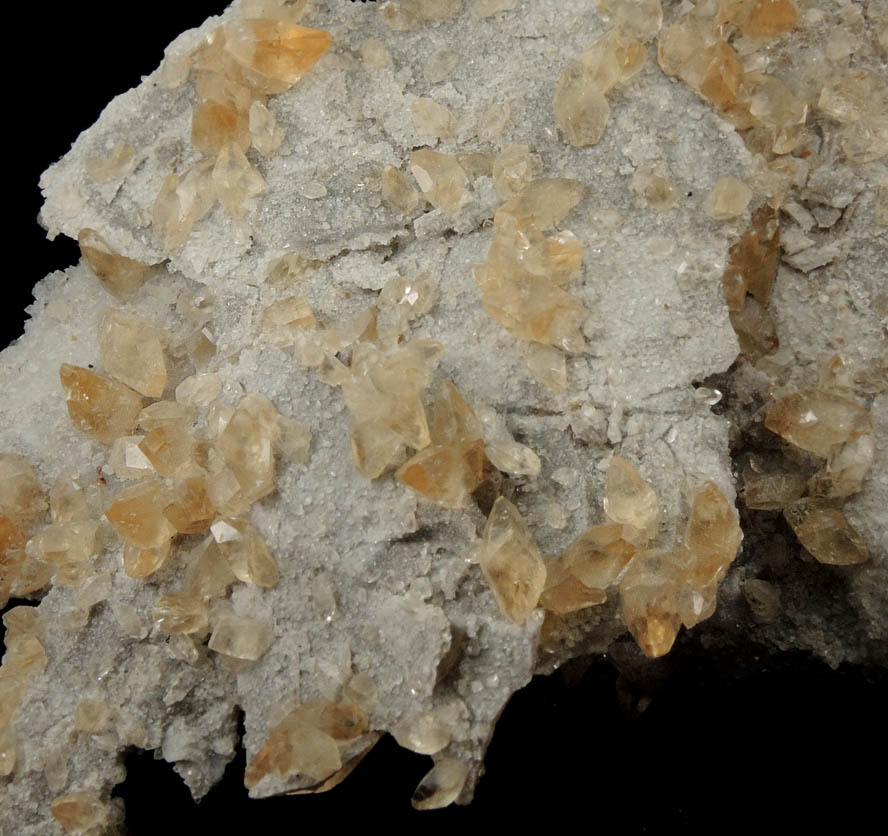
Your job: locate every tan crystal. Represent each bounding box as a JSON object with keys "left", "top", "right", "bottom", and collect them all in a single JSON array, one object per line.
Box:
[
  {"left": 223, "top": 20, "right": 331, "bottom": 88},
  {"left": 209, "top": 517, "right": 279, "bottom": 587},
  {"left": 492, "top": 144, "right": 538, "bottom": 201},
  {"left": 743, "top": 578, "right": 782, "bottom": 624},
  {"left": 0, "top": 724, "right": 15, "bottom": 777},
  {"left": 105, "top": 480, "right": 175, "bottom": 549},
  {"left": 0, "top": 453, "right": 46, "bottom": 524},
  {"left": 539, "top": 556, "right": 607, "bottom": 614},
  {"left": 86, "top": 141, "right": 136, "bottom": 183},
  {"left": 705, "top": 177, "right": 753, "bottom": 220},
  {"left": 191, "top": 71, "right": 252, "bottom": 155},
  {"left": 783, "top": 500, "right": 869, "bottom": 565},
  {"left": 349, "top": 420, "right": 406, "bottom": 479},
  {"left": 186, "top": 540, "right": 236, "bottom": 600},
  {"left": 152, "top": 159, "right": 216, "bottom": 251},
  {"left": 98, "top": 309, "right": 167, "bottom": 398},
  {"left": 410, "top": 149, "right": 467, "bottom": 214},
  {"left": 817, "top": 435, "right": 875, "bottom": 498},
  {"left": 153, "top": 594, "right": 209, "bottom": 635},
  {"left": 412, "top": 757, "right": 470, "bottom": 810},
  {"left": 78, "top": 229, "right": 151, "bottom": 299},
  {"left": 729, "top": 295, "right": 779, "bottom": 361},
  {"left": 392, "top": 713, "right": 452, "bottom": 755},
  {"left": 479, "top": 497, "right": 546, "bottom": 625},
  {"left": 139, "top": 400, "right": 196, "bottom": 432},
  {"left": 581, "top": 30, "right": 645, "bottom": 92},
  {"left": 524, "top": 343, "right": 567, "bottom": 392},
  {"left": 472, "top": 0, "right": 517, "bottom": 18},
  {"left": 619, "top": 552, "right": 682, "bottom": 658},
  {"left": 397, "top": 440, "right": 486, "bottom": 508},
  {"left": 249, "top": 100, "right": 285, "bottom": 156},
  {"left": 208, "top": 614, "right": 273, "bottom": 660},
  {"left": 603, "top": 456, "right": 660, "bottom": 543},
  {"left": 75, "top": 571, "right": 112, "bottom": 611},
  {"left": 722, "top": 206, "right": 780, "bottom": 310},
  {"left": 741, "top": 462, "right": 806, "bottom": 510},
  {"left": 743, "top": 0, "right": 798, "bottom": 39},
  {"left": 261, "top": 297, "right": 316, "bottom": 345},
  {"left": 411, "top": 98, "right": 456, "bottom": 139},
  {"left": 160, "top": 476, "right": 215, "bottom": 535},
  {"left": 74, "top": 699, "right": 112, "bottom": 733},
  {"left": 59, "top": 364, "right": 144, "bottom": 445},
  {"left": 553, "top": 61, "right": 611, "bottom": 147},
  {"left": 51, "top": 792, "right": 107, "bottom": 834},
  {"left": 213, "top": 142, "right": 268, "bottom": 219},
  {"left": 218, "top": 405, "right": 276, "bottom": 504},
  {"left": 495, "top": 178, "right": 586, "bottom": 231},
  {"left": 49, "top": 474, "right": 89, "bottom": 523},
  {"left": 344, "top": 673, "right": 378, "bottom": 712},
  {"left": 123, "top": 540, "right": 171, "bottom": 579},
  {"left": 27, "top": 521, "right": 98, "bottom": 569},
  {"left": 176, "top": 373, "right": 223, "bottom": 408},
  {"left": 276, "top": 415, "right": 312, "bottom": 464},
  {"left": 563, "top": 523, "right": 635, "bottom": 589},
  {"left": 681, "top": 482, "right": 743, "bottom": 588},
  {"left": 381, "top": 165, "right": 421, "bottom": 215},
  {"left": 632, "top": 166, "right": 678, "bottom": 211},
  {"left": 378, "top": 273, "right": 437, "bottom": 323},
  {"left": 764, "top": 389, "right": 872, "bottom": 457}
]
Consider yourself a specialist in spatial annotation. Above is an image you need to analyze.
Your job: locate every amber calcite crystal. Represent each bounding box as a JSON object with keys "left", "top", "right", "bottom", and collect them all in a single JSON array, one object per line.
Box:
[
  {"left": 478, "top": 497, "right": 546, "bottom": 625},
  {"left": 603, "top": 456, "right": 660, "bottom": 544},
  {"left": 78, "top": 229, "right": 151, "bottom": 299},
  {"left": 105, "top": 480, "right": 175, "bottom": 549},
  {"left": 619, "top": 552, "right": 683, "bottom": 658},
  {"left": 680, "top": 482, "right": 743, "bottom": 589},
  {"left": 208, "top": 614, "right": 273, "bottom": 660},
  {"left": 209, "top": 517, "right": 279, "bottom": 587},
  {"left": 191, "top": 71, "right": 252, "bottom": 155},
  {"left": 218, "top": 402, "right": 277, "bottom": 505},
  {"left": 50, "top": 792, "right": 107, "bottom": 834},
  {"left": 152, "top": 160, "right": 216, "bottom": 251},
  {"left": 98, "top": 309, "right": 168, "bottom": 398},
  {"left": 722, "top": 206, "right": 780, "bottom": 311},
  {"left": 410, "top": 149, "right": 468, "bottom": 215},
  {"left": 562, "top": 522, "right": 635, "bottom": 590},
  {"left": 381, "top": 165, "right": 421, "bottom": 215},
  {"left": 553, "top": 61, "right": 612, "bottom": 147},
  {"left": 152, "top": 594, "right": 209, "bottom": 635},
  {"left": 538, "top": 556, "right": 607, "bottom": 614},
  {"left": 764, "top": 389, "right": 873, "bottom": 457},
  {"left": 412, "top": 758, "right": 470, "bottom": 811},
  {"left": 783, "top": 499, "right": 869, "bottom": 565},
  {"left": 59, "top": 364, "right": 144, "bottom": 445}
]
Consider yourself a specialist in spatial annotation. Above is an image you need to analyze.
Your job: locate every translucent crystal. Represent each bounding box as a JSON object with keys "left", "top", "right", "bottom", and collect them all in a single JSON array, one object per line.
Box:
[
  {"left": 261, "top": 297, "right": 316, "bottom": 346},
  {"left": 631, "top": 166, "right": 678, "bottom": 211},
  {"left": 249, "top": 100, "right": 285, "bottom": 156},
  {"left": 0, "top": 453, "right": 46, "bottom": 524},
  {"left": 161, "top": 476, "right": 215, "bottom": 535},
  {"left": 553, "top": 61, "right": 611, "bottom": 147},
  {"left": 397, "top": 440, "right": 486, "bottom": 508},
  {"left": 743, "top": 578, "right": 782, "bottom": 624},
  {"left": 138, "top": 425, "right": 195, "bottom": 479},
  {"left": 783, "top": 500, "right": 869, "bottom": 565},
  {"left": 75, "top": 571, "right": 112, "bottom": 611},
  {"left": 78, "top": 229, "right": 151, "bottom": 299},
  {"left": 817, "top": 435, "right": 875, "bottom": 498},
  {"left": 563, "top": 523, "right": 635, "bottom": 589},
  {"left": 210, "top": 517, "right": 279, "bottom": 587},
  {"left": 208, "top": 615, "right": 273, "bottom": 660},
  {"left": 492, "top": 144, "right": 537, "bottom": 201},
  {"left": 603, "top": 456, "right": 660, "bottom": 543},
  {"left": 186, "top": 540, "right": 236, "bottom": 600},
  {"left": 729, "top": 295, "right": 779, "bottom": 361},
  {"left": 410, "top": 149, "right": 468, "bottom": 214},
  {"left": 153, "top": 594, "right": 209, "bottom": 635},
  {"left": 599, "top": 0, "right": 663, "bottom": 42},
  {"left": 392, "top": 713, "right": 452, "bottom": 755},
  {"left": 105, "top": 480, "right": 175, "bottom": 549},
  {"left": 539, "top": 556, "right": 607, "bottom": 614},
  {"left": 479, "top": 497, "right": 547, "bottom": 624},
  {"left": 764, "top": 389, "right": 872, "bottom": 456},
  {"left": 494, "top": 178, "right": 586, "bottom": 231},
  {"left": 191, "top": 71, "right": 252, "bottom": 155},
  {"left": 123, "top": 540, "right": 171, "bottom": 579},
  {"left": 276, "top": 415, "right": 312, "bottom": 464},
  {"left": 743, "top": 0, "right": 798, "bottom": 39},
  {"left": 212, "top": 143, "right": 268, "bottom": 219},
  {"left": 223, "top": 20, "right": 331, "bottom": 88},
  {"left": 378, "top": 274, "right": 437, "bottom": 322},
  {"left": 50, "top": 792, "right": 107, "bottom": 834},
  {"left": 349, "top": 419, "right": 406, "bottom": 479},
  {"left": 175, "top": 373, "right": 223, "bottom": 408},
  {"left": 411, "top": 98, "right": 456, "bottom": 139},
  {"left": 722, "top": 206, "right": 780, "bottom": 310},
  {"left": 381, "top": 165, "right": 421, "bottom": 215},
  {"left": 98, "top": 309, "right": 168, "bottom": 398},
  {"left": 619, "top": 552, "right": 682, "bottom": 658},
  {"left": 681, "top": 482, "right": 743, "bottom": 588},
  {"left": 138, "top": 400, "right": 196, "bottom": 432},
  {"left": 86, "top": 141, "right": 136, "bottom": 184},
  {"left": 218, "top": 405, "right": 276, "bottom": 504},
  {"left": 59, "top": 364, "right": 144, "bottom": 445},
  {"left": 705, "top": 177, "right": 753, "bottom": 220},
  {"left": 581, "top": 30, "right": 645, "bottom": 92},
  {"left": 152, "top": 159, "right": 216, "bottom": 251},
  {"left": 27, "top": 521, "right": 98, "bottom": 569},
  {"left": 0, "top": 724, "right": 15, "bottom": 776},
  {"left": 741, "top": 462, "right": 806, "bottom": 510},
  {"left": 524, "top": 343, "right": 567, "bottom": 392},
  {"left": 343, "top": 673, "right": 378, "bottom": 712}
]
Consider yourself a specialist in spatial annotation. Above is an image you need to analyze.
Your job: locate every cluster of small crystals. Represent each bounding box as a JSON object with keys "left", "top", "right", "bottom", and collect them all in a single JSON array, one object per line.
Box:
[
  {"left": 532, "top": 456, "right": 743, "bottom": 658},
  {"left": 472, "top": 177, "right": 588, "bottom": 391},
  {"left": 553, "top": 0, "right": 662, "bottom": 148},
  {"left": 146, "top": 0, "right": 331, "bottom": 250},
  {"left": 741, "top": 355, "right": 875, "bottom": 566}
]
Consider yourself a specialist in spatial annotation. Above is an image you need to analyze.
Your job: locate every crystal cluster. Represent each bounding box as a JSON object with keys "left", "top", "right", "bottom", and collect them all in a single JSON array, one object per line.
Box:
[
  {"left": 553, "top": 1, "right": 661, "bottom": 147},
  {"left": 472, "top": 177, "right": 587, "bottom": 389}
]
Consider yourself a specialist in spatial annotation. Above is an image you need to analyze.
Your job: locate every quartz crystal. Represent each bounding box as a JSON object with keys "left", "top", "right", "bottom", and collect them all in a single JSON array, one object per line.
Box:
[
  {"left": 478, "top": 497, "right": 546, "bottom": 625},
  {"left": 764, "top": 389, "right": 873, "bottom": 457},
  {"left": 208, "top": 615, "right": 273, "bottom": 660},
  {"left": 98, "top": 309, "right": 168, "bottom": 398},
  {"left": 59, "top": 364, "right": 144, "bottom": 445},
  {"left": 78, "top": 229, "right": 150, "bottom": 299},
  {"left": 783, "top": 499, "right": 869, "bottom": 565}
]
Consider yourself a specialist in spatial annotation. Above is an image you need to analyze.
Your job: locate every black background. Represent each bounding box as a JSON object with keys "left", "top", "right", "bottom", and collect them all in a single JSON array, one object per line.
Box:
[{"left": 5, "top": 1, "right": 886, "bottom": 832}]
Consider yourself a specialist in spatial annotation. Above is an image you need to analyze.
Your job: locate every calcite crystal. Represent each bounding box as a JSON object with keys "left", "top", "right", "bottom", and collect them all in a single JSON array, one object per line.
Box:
[{"left": 3, "top": 0, "right": 887, "bottom": 828}]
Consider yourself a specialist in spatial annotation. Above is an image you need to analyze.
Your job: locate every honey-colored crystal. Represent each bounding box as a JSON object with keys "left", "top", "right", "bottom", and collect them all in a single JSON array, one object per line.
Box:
[
  {"left": 59, "top": 364, "right": 144, "bottom": 445},
  {"left": 27, "top": 521, "right": 98, "bottom": 570},
  {"left": 392, "top": 713, "right": 452, "bottom": 755},
  {"left": 729, "top": 295, "right": 779, "bottom": 361},
  {"left": 631, "top": 166, "right": 678, "bottom": 211},
  {"left": 191, "top": 71, "right": 252, "bottom": 155},
  {"left": 619, "top": 552, "right": 682, "bottom": 658},
  {"left": 0, "top": 724, "right": 15, "bottom": 776},
  {"left": 163, "top": 476, "right": 215, "bottom": 534},
  {"left": 397, "top": 441, "right": 486, "bottom": 508},
  {"left": 722, "top": 206, "right": 780, "bottom": 310},
  {"left": 218, "top": 404, "right": 276, "bottom": 504},
  {"left": 86, "top": 141, "right": 136, "bottom": 184},
  {"left": 764, "top": 389, "right": 872, "bottom": 457},
  {"left": 563, "top": 523, "right": 635, "bottom": 589},
  {"left": 495, "top": 178, "right": 586, "bottom": 231},
  {"left": 110, "top": 435, "right": 156, "bottom": 481},
  {"left": 705, "top": 177, "right": 753, "bottom": 220},
  {"left": 743, "top": 0, "right": 798, "bottom": 39},
  {"left": 744, "top": 578, "right": 782, "bottom": 624},
  {"left": 50, "top": 792, "right": 107, "bottom": 834},
  {"left": 249, "top": 100, "right": 285, "bottom": 156},
  {"left": 553, "top": 61, "right": 611, "bottom": 147},
  {"left": 186, "top": 540, "right": 237, "bottom": 600},
  {"left": 349, "top": 419, "right": 406, "bottom": 479},
  {"left": 0, "top": 453, "right": 46, "bottom": 524},
  {"left": 479, "top": 497, "right": 547, "bottom": 625},
  {"left": 208, "top": 614, "right": 273, "bottom": 660},
  {"left": 98, "top": 309, "right": 168, "bottom": 398},
  {"left": 105, "top": 480, "right": 175, "bottom": 549},
  {"left": 492, "top": 144, "right": 537, "bottom": 201},
  {"left": 783, "top": 499, "right": 869, "bottom": 565},
  {"left": 209, "top": 517, "right": 279, "bottom": 587},
  {"left": 581, "top": 30, "right": 645, "bottom": 92},
  {"left": 412, "top": 758, "right": 471, "bottom": 810},
  {"left": 681, "top": 482, "right": 743, "bottom": 588},
  {"left": 223, "top": 20, "right": 331, "bottom": 88},
  {"left": 213, "top": 142, "right": 268, "bottom": 219},
  {"left": 603, "top": 456, "right": 660, "bottom": 544},
  {"left": 381, "top": 165, "right": 421, "bottom": 215},
  {"left": 122, "top": 540, "right": 171, "bottom": 579},
  {"left": 524, "top": 342, "right": 568, "bottom": 392},
  {"left": 741, "top": 462, "right": 806, "bottom": 510},
  {"left": 261, "top": 297, "right": 316, "bottom": 345},
  {"left": 410, "top": 149, "right": 468, "bottom": 215},
  {"left": 153, "top": 594, "right": 209, "bottom": 635},
  {"left": 411, "top": 98, "right": 456, "bottom": 139},
  {"left": 539, "top": 556, "right": 607, "bottom": 614},
  {"left": 78, "top": 229, "right": 151, "bottom": 299},
  {"left": 176, "top": 373, "right": 223, "bottom": 408}
]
